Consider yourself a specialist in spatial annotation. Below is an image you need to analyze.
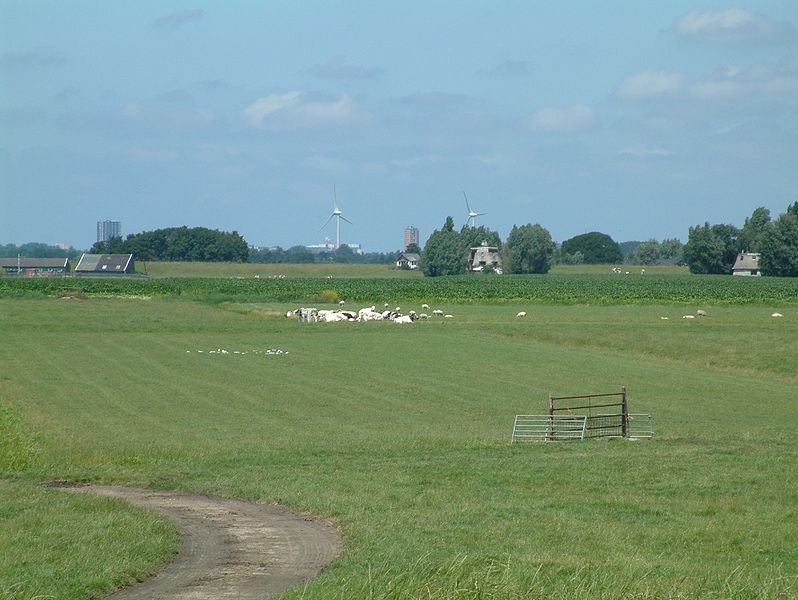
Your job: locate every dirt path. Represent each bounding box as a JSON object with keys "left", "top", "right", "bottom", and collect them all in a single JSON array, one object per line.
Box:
[{"left": 62, "top": 485, "right": 342, "bottom": 599}]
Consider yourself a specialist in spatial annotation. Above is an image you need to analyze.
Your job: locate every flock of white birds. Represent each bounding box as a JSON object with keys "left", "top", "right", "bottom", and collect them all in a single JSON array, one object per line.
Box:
[{"left": 186, "top": 348, "right": 289, "bottom": 355}]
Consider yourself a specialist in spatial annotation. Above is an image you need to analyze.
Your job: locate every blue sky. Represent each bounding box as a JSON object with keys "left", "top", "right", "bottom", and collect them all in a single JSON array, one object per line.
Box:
[{"left": 2, "top": 1, "right": 797, "bottom": 251}]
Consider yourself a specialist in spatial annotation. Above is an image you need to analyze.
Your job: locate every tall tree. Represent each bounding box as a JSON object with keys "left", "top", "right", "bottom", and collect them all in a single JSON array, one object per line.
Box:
[
  {"left": 505, "top": 224, "right": 555, "bottom": 274},
  {"left": 560, "top": 232, "right": 623, "bottom": 264},
  {"left": 421, "top": 217, "right": 465, "bottom": 277},
  {"left": 739, "top": 207, "right": 772, "bottom": 253},
  {"left": 684, "top": 223, "right": 729, "bottom": 274},
  {"left": 759, "top": 209, "right": 798, "bottom": 276}
]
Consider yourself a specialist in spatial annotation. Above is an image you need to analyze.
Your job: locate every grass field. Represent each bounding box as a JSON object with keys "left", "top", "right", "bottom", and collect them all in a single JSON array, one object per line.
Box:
[{"left": 1, "top": 272, "right": 797, "bottom": 599}]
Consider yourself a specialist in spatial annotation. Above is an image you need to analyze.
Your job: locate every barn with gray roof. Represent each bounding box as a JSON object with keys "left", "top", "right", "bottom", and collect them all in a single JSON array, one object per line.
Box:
[{"left": 75, "top": 254, "right": 135, "bottom": 274}]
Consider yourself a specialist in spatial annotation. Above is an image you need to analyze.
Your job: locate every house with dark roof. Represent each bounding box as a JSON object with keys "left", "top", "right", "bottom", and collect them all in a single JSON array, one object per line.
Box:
[
  {"left": 732, "top": 252, "right": 761, "bottom": 276},
  {"left": 75, "top": 254, "right": 135, "bottom": 274},
  {"left": 1, "top": 257, "right": 71, "bottom": 276},
  {"left": 395, "top": 252, "right": 420, "bottom": 270}
]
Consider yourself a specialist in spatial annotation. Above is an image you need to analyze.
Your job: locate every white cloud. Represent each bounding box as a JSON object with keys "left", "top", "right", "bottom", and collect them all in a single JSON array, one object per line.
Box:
[
  {"left": 689, "top": 61, "right": 798, "bottom": 100},
  {"left": 617, "top": 71, "right": 687, "bottom": 100},
  {"left": 674, "top": 8, "right": 796, "bottom": 45},
  {"left": 527, "top": 105, "right": 594, "bottom": 133},
  {"left": 618, "top": 144, "right": 674, "bottom": 158},
  {"left": 299, "top": 95, "right": 355, "bottom": 122},
  {"left": 240, "top": 92, "right": 302, "bottom": 127},
  {"left": 241, "top": 92, "right": 357, "bottom": 128}
]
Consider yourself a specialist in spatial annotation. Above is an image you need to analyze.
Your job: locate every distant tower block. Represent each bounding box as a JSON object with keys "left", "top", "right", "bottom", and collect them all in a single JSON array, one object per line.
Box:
[
  {"left": 404, "top": 225, "right": 420, "bottom": 250},
  {"left": 97, "top": 220, "right": 122, "bottom": 243}
]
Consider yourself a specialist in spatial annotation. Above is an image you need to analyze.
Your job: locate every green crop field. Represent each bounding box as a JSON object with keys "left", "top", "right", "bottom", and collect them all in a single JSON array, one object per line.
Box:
[{"left": 1, "top": 272, "right": 797, "bottom": 599}]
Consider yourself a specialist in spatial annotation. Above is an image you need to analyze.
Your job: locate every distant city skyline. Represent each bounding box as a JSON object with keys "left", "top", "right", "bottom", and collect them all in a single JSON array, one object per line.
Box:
[{"left": 2, "top": 3, "right": 797, "bottom": 251}]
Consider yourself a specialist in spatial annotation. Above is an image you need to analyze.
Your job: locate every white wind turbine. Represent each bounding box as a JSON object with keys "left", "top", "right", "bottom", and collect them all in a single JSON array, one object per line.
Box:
[
  {"left": 463, "top": 191, "right": 486, "bottom": 227},
  {"left": 321, "top": 185, "right": 353, "bottom": 249}
]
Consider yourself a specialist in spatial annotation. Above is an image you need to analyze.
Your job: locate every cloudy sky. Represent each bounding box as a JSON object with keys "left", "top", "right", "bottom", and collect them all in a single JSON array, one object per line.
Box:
[{"left": 2, "top": 1, "right": 797, "bottom": 251}]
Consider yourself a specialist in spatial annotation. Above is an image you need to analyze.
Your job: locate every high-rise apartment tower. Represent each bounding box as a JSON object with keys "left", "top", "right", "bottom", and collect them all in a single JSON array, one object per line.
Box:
[
  {"left": 403, "top": 225, "right": 420, "bottom": 250},
  {"left": 97, "top": 220, "right": 122, "bottom": 243}
]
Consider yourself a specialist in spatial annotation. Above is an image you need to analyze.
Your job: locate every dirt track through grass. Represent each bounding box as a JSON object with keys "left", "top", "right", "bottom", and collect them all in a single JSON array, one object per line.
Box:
[{"left": 62, "top": 485, "right": 342, "bottom": 599}]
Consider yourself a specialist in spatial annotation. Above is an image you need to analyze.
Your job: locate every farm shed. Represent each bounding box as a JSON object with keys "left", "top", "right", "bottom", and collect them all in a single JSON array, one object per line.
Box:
[
  {"left": 467, "top": 243, "right": 502, "bottom": 274},
  {"left": 75, "top": 253, "right": 135, "bottom": 274},
  {"left": 732, "top": 252, "right": 761, "bottom": 276},
  {"left": 1, "top": 257, "right": 71, "bottom": 276},
  {"left": 395, "top": 252, "right": 420, "bottom": 270}
]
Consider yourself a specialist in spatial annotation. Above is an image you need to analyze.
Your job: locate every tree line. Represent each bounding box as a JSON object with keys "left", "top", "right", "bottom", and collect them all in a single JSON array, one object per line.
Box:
[
  {"left": 90, "top": 226, "right": 249, "bottom": 262},
  {"left": 684, "top": 203, "right": 798, "bottom": 276},
  {"left": 419, "top": 219, "right": 637, "bottom": 276}
]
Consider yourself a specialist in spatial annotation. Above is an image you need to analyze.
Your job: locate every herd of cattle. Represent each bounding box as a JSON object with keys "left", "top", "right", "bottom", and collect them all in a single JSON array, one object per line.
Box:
[{"left": 287, "top": 303, "right": 452, "bottom": 324}]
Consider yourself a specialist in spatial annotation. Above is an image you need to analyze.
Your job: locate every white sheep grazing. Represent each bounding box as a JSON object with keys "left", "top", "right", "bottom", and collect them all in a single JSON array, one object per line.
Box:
[
  {"left": 419, "top": 313, "right": 429, "bottom": 319},
  {"left": 421, "top": 303, "right": 430, "bottom": 309},
  {"left": 772, "top": 312, "right": 784, "bottom": 318},
  {"left": 432, "top": 309, "right": 444, "bottom": 316},
  {"left": 516, "top": 311, "right": 527, "bottom": 318},
  {"left": 339, "top": 300, "right": 345, "bottom": 306},
  {"left": 660, "top": 316, "right": 669, "bottom": 320},
  {"left": 393, "top": 315, "right": 414, "bottom": 324},
  {"left": 682, "top": 315, "right": 695, "bottom": 319},
  {"left": 444, "top": 314, "right": 453, "bottom": 318},
  {"left": 696, "top": 309, "right": 707, "bottom": 316}
]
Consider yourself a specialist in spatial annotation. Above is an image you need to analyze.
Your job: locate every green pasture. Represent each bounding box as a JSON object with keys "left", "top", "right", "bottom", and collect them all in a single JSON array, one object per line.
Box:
[{"left": 1, "top": 281, "right": 796, "bottom": 598}]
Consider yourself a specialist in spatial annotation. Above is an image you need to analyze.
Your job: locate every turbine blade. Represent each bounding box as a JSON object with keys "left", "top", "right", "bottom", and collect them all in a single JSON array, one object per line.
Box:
[
  {"left": 340, "top": 215, "right": 353, "bottom": 225},
  {"left": 463, "top": 191, "right": 472, "bottom": 213},
  {"left": 320, "top": 213, "right": 335, "bottom": 230}
]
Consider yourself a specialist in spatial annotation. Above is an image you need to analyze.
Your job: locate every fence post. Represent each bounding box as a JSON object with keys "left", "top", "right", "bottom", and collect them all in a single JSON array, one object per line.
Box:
[{"left": 621, "top": 386, "right": 628, "bottom": 438}]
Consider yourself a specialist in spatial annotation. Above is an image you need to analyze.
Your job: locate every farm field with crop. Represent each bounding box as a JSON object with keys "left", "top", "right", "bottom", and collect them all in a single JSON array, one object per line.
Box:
[{"left": 1, "top": 273, "right": 797, "bottom": 599}]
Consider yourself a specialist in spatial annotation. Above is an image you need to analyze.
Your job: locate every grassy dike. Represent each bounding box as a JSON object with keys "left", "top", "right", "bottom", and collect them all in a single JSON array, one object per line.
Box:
[{"left": 1, "top": 279, "right": 796, "bottom": 598}]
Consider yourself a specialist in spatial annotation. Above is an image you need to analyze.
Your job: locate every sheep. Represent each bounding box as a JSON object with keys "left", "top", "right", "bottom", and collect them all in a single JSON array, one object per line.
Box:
[
  {"left": 772, "top": 312, "right": 784, "bottom": 318},
  {"left": 516, "top": 311, "right": 527, "bottom": 318},
  {"left": 696, "top": 309, "right": 707, "bottom": 317},
  {"left": 682, "top": 315, "right": 695, "bottom": 319},
  {"left": 444, "top": 314, "right": 453, "bottom": 318},
  {"left": 418, "top": 313, "right": 430, "bottom": 319},
  {"left": 660, "top": 316, "right": 669, "bottom": 320},
  {"left": 421, "top": 303, "right": 430, "bottom": 309},
  {"left": 432, "top": 309, "right": 444, "bottom": 316},
  {"left": 393, "top": 315, "right": 414, "bottom": 324},
  {"left": 339, "top": 300, "right": 346, "bottom": 306}
]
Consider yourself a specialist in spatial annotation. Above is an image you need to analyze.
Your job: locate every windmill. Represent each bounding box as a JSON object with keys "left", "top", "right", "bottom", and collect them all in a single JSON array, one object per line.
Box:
[
  {"left": 463, "top": 191, "right": 486, "bottom": 227},
  {"left": 321, "top": 185, "right": 352, "bottom": 249}
]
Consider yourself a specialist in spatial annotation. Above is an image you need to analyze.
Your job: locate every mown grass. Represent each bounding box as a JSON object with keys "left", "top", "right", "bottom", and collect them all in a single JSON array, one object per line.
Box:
[
  {"left": 0, "top": 482, "right": 178, "bottom": 600},
  {"left": 1, "top": 294, "right": 796, "bottom": 599}
]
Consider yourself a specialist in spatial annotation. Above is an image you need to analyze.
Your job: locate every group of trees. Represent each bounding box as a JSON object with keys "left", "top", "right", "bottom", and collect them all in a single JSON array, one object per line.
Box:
[
  {"left": 559, "top": 232, "right": 624, "bottom": 265},
  {"left": 1, "top": 242, "right": 82, "bottom": 260},
  {"left": 684, "top": 204, "right": 798, "bottom": 276},
  {"left": 90, "top": 226, "right": 249, "bottom": 262},
  {"left": 249, "top": 245, "right": 399, "bottom": 265},
  {"left": 421, "top": 217, "right": 556, "bottom": 276},
  {"left": 626, "top": 238, "right": 684, "bottom": 265}
]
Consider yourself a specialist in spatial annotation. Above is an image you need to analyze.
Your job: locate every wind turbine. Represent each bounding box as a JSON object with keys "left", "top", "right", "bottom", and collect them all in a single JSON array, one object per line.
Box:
[
  {"left": 463, "top": 191, "right": 486, "bottom": 227},
  {"left": 321, "top": 185, "right": 352, "bottom": 249}
]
